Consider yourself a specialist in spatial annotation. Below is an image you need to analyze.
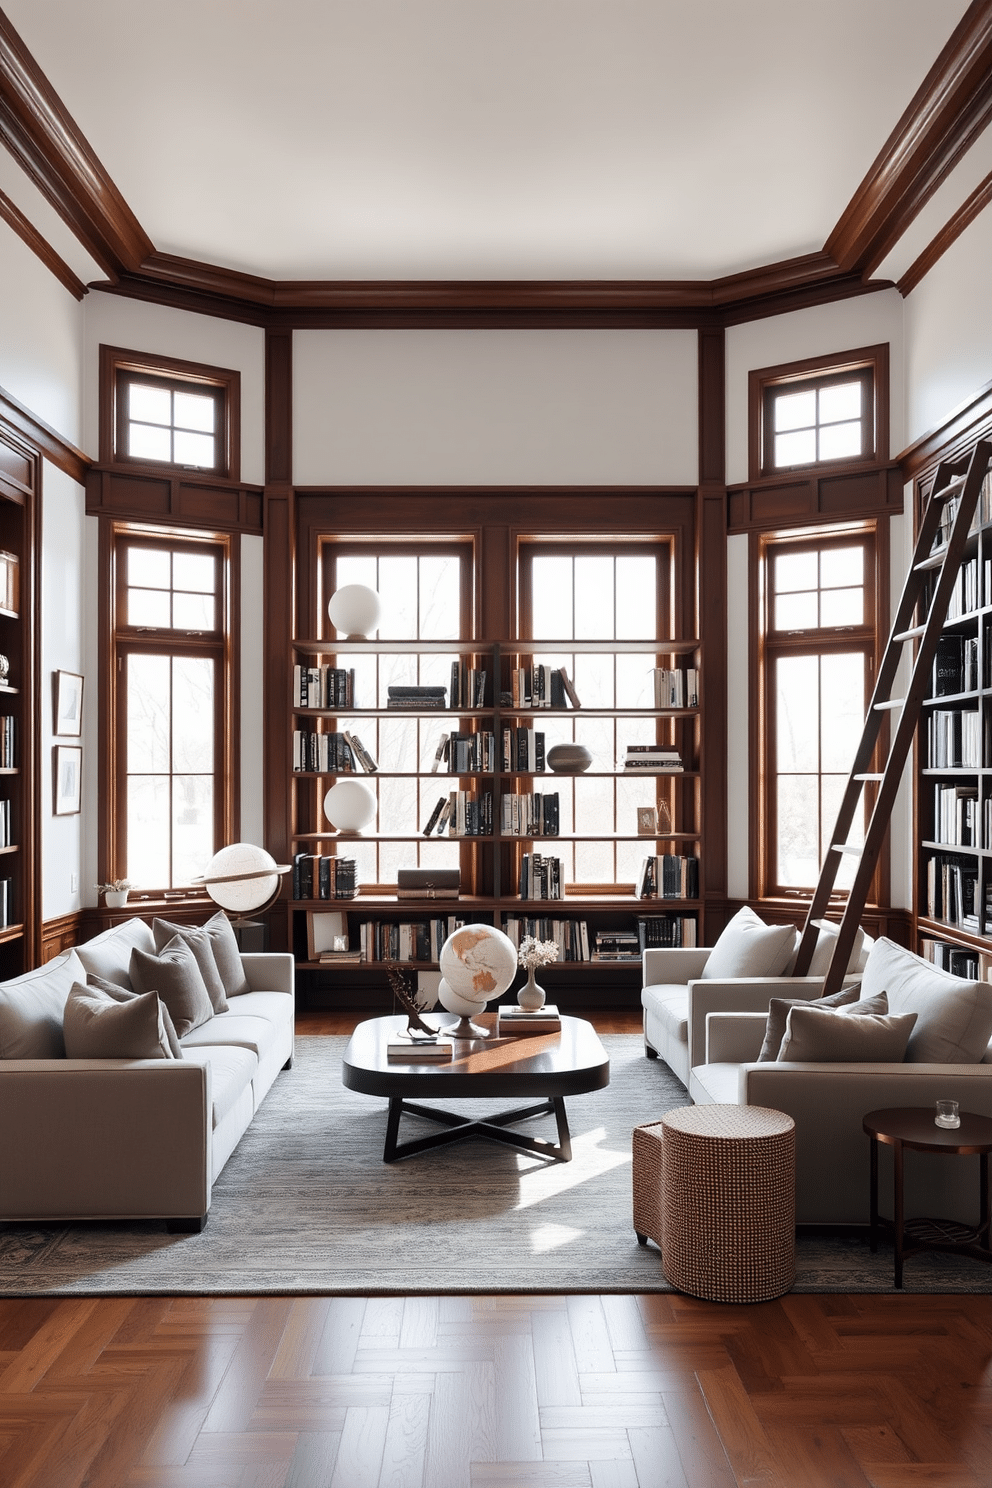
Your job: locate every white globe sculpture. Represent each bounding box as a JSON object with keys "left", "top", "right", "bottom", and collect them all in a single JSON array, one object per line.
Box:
[
  {"left": 324, "top": 778, "right": 377, "bottom": 834},
  {"left": 200, "top": 842, "right": 287, "bottom": 915},
  {"left": 327, "top": 584, "right": 382, "bottom": 639},
  {"left": 438, "top": 923, "right": 518, "bottom": 1038}
]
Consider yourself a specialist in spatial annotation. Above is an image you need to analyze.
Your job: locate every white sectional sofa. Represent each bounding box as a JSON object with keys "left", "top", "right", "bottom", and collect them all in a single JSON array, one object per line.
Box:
[{"left": 0, "top": 915, "right": 294, "bottom": 1231}]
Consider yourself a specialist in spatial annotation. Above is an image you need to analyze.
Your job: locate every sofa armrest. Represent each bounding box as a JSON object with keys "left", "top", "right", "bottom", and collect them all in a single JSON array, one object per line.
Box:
[
  {"left": 642, "top": 947, "right": 712, "bottom": 986},
  {"left": 705, "top": 1011, "right": 767, "bottom": 1064},
  {"left": 0, "top": 1059, "right": 210, "bottom": 1222},
  {"left": 688, "top": 975, "right": 849, "bottom": 1071},
  {"left": 239, "top": 952, "right": 295, "bottom": 996}
]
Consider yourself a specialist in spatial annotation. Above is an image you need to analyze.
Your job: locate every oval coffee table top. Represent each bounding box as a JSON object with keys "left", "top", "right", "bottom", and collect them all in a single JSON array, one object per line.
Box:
[{"left": 342, "top": 1012, "right": 610, "bottom": 1099}]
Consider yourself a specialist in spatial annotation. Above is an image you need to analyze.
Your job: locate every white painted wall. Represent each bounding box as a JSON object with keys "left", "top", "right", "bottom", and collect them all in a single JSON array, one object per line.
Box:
[
  {"left": 81, "top": 292, "right": 266, "bottom": 483},
  {"left": 904, "top": 203, "right": 992, "bottom": 446},
  {"left": 0, "top": 223, "right": 83, "bottom": 447},
  {"left": 42, "top": 463, "right": 87, "bottom": 918},
  {"left": 294, "top": 329, "right": 699, "bottom": 486},
  {"left": 725, "top": 290, "right": 907, "bottom": 484}
]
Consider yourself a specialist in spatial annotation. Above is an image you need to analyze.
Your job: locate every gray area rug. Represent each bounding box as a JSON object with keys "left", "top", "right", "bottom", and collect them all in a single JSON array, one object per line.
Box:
[{"left": 1, "top": 1034, "right": 988, "bottom": 1296}]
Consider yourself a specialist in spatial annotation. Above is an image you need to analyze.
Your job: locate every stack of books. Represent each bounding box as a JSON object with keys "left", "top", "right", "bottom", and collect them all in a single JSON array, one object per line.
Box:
[
  {"left": 622, "top": 745, "right": 683, "bottom": 773},
  {"left": 592, "top": 929, "right": 640, "bottom": 961},
  {"left": 497, "top": 1004, "right": 561, "bottom": 1034},
  {"left": 386, "top": 1029, "right": 455, "bottom": 1061},
  {"left": 387, "top": 685, "right": 448, "bottom": 710}
]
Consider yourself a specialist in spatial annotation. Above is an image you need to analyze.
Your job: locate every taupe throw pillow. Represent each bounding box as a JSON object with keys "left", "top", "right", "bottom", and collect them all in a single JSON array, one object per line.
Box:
[
  {"left": 64, "top": 981, "right": 178, "bottom": 1060},
  {"left": 758, "top": 984, "right": 862, "bottom": 1061},
  {"left": 152, "top": 910, "right": 249, "bottom": 1003},
  {"left": 777, "top": 1003, "right": 917, "bottom": 1063},
  {"left": 87, "top": 973, "right": 182, "bottom": 1057},
  {"left": 129, "top": 937, "right": 214, "bottom": 1038},
  {"left": 152, "top": 918, "right": 229, "bottom": 1013}
]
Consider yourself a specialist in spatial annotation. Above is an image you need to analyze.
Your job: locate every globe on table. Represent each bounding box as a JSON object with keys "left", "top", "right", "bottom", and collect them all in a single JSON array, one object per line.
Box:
[
  {"left": 438, "top": 923, "right": 518, "bottom": 1038},
  {"left": 201, "top": 843, "right": 285, "bottom": 915}
]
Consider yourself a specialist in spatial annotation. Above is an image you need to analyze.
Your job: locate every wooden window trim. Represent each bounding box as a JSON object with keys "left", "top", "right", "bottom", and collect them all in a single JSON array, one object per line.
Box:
[
  {"left": 748, "top": 344, "right": 890, "bottom": 485},
  {"left": 99, "top": 345, "right": 241, "bottom": 484}
]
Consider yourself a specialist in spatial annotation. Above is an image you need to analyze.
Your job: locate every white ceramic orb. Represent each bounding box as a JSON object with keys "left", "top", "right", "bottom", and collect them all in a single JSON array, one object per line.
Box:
[
  {"left": 439, "top": 924, "right": 517, "bottom": 1007},
  {"left": 327, "top": 584, "right": 382, "bottom": 639},
  {"left": 437, "top": 977, "right": 487, "bottom": 1019},
  {"left": 323, "top": 778, "right": 377, "bottom": 833},
  {"left": 204, "top": 842, "right": 281, "bottom": 914}
]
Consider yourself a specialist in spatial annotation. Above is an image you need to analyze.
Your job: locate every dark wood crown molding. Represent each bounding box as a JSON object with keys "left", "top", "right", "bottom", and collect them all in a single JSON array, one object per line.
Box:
[
  {"left": 0, "top": 183, "right": 83, "bottom": 298},
  {"left": 0, "top": 8, "right": 151, "bottom": 280},
  {"left": 0, "top": 381, "right": 89, "bottom": 482},
  {"left": 898, "top": 166, "right": 992, "bottom": 295},
  {"left": 827, "top": 0, "right": 992, "bottom": 279}
]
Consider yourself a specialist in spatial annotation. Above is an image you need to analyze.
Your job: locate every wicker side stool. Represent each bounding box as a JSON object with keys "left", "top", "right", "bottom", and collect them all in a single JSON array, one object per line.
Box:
[
  {"left": 632, "top": 1119, "right": 667, "bottom": 1251},
  {"left": 636, "top": 1104, "right": 796, "bottom": 1303}
]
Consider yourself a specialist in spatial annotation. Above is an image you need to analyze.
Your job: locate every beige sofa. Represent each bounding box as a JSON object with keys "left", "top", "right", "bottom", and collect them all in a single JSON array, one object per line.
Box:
[{"left": 0, "top": 916, "right": 294, "bottom": 1231}]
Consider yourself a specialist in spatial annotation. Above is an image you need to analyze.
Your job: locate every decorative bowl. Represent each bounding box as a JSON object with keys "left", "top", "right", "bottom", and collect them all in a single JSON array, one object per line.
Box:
[{"left": 546, "top": 744, "right": 593, "bottom": 774}]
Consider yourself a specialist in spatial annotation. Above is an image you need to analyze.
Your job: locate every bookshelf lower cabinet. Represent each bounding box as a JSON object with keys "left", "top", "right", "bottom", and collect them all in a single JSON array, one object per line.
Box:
[{"left": 288, "top": 637, "right": 704, "bottom": 1008}]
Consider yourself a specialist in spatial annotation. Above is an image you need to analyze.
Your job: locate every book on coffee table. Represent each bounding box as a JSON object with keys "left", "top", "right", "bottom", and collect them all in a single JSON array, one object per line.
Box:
[
  {"left": 387, "top": 1031, "right": 455, "bottom": 1061},
  {"left": 497, "top": 1005, "right": 561, "bottom": 1034}
]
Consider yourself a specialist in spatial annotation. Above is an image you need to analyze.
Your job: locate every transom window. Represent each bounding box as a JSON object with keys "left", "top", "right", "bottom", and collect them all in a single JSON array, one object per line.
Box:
[
  {"left": 765, "top": 368, "right": 873, "bottom": 471},
  {"left": 100, "top": 345, "right": 239, "bottom": 480}
]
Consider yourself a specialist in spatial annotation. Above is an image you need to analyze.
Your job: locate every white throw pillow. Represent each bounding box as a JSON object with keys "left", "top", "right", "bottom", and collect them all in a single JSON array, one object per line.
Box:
[
  {"left": 702, "top": 906, "right": 798, "bottom": 981},
  {"left": 859, "top": 937, "right": 992, "bottom": 1064},
  {"left": 806, "top": 920, "right": 866, "bottom": 978}
]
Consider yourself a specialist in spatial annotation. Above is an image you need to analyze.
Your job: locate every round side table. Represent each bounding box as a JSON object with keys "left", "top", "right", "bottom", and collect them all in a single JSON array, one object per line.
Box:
[{"left": 863, "top": 1107, "right": 992, "bottom": 1288}]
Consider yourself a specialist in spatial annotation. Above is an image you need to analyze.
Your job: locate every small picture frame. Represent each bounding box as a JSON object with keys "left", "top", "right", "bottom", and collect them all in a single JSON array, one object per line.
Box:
[
  {"left": 307, "top": 910, "right": 347, "bottom": 960},
  {"left": 53, "top": 670, "right": 84, "bottom": 737},
  {"left": 637, "top": 806, "right": 658, "bottom": 835},
  {"left": 53, "top": 745, "right": 82, "bottom": 815}
]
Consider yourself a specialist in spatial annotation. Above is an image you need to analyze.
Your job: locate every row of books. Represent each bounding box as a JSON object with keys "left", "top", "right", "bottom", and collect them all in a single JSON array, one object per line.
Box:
[
  {"left": 293, "top": 665, "right": 356, "bottom": 709},
  {"left": 932, "top": 783, "right": 978, "bottom": 847},
  {"left": 422, "top": 790, "right": 494, "bottom": 836},
  {"left": 636, "top": 913, "right": 698, "bottom": 949},
  {"left": 0, "top": 798, "right": 12, "bottom": 848},
  {"left": 921, "top": 937, "right": 981, "bottom": 979},
  {"left": 622, "top": 744, "right": 683, "bottom": 772},
  {"left": 650, "top": 667, "right": 700, "bottom": 709},
  {"left": 292, "top": 730, "right": 378, "bottom": 774},
  {"left": 927, "top": 708, "right": 981, "bottom": 769},
  {"left": 519, "top": 852, "right": 562, "bottom": 900},
  {"left": 635, "top": 854, "right": 700, "bottom": 899},
  {"left": 0, "top": 877, "right": 13, "bottom": 928},
  {"left": 924, "top": 853, "right": 979, "bottom": 931},
  {"left": 500, "top": 791, "right": 560, "bottom": 836},
  {"left": 358, "top": 917, "right": 462, "bottom": 963},
  {"left": 432, "top": 731, "right": 497, "bottom": 773},
  {"left": 501, "top": 726, "right": 545, "bottom": 773},
  {"left": 501, "top": 915, "right": 589, "bottom": 961},
  {"left": 291, "top": 853, "right": 358, "bottom": 900},
  {"left": 931, "top": 634, "right": 979, "bottom": 697},
  {"left": 508, "top": 666, "right": 580, "bottom": 709},
  {"left": 0, "top": 717, "right": 13, "bottom": 769},
  {"left": 450, "top": 661, "right": 487, "bottom": 709}
]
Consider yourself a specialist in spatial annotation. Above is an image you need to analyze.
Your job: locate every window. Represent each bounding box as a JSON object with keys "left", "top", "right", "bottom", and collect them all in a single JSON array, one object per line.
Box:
[
  {"left": 749, "top": 345, "right": 887, "bottom": 481},
  {"left": 99, "top": 346, "right": 240, "bottom": 480},
  {"left": 758, "top": 526, "right": 879, "bottom": 898},
  {"left": 107, "top": 526, "right": 235, "bottom": 891}
]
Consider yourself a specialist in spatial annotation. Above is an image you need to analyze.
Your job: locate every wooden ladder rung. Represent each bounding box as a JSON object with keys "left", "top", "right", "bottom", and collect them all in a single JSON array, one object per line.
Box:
[
  {"left": 854, "top": 773, "right": 884, "bottom": 781},
  {"left": 915, "top": 550, "right": 950, "bottom": 571},
  {"left": 830, "top": 844, "right": 863, "bottom": 855},
  {"left": 874, "top": 699, "right": 904, "bottom": 711},
  {"left": 893, "top": 625, "right": 927, "bottom": 642}
]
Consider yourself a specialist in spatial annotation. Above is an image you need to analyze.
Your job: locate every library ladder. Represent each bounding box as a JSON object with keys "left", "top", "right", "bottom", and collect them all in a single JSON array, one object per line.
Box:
[{"left": 792, "top": 438, "right": 992, "bottom": 994}]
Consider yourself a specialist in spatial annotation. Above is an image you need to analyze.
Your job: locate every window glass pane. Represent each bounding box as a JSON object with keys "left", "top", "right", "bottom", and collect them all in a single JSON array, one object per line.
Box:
[
  {"left": 173, "top": 592, "right": 215, "bottom": 630},
  {"left": 774, "top": 550, "right": 817, "bottom": 593},
  {"left": 129, "top": 383, "right": 170, "bottom": 425},
  {"left": 776, "top": 655, "right": 819, "bottom": 771},
  {"left": 774, "top": 591, "right": 817, "bottom": 630},
  {"left": 822, "top": 774, "right": 862, "bottom": 890},
  {"left": 173, "top": 552, "right": 215, "bottom": 593},
  {"left": 820, "top": 587, "right": 863, "bottom": 626},
  {"left": 127, "top": 776, "right": 170, "bottom": 886},
  {"left": 774, "top": 390, "right": 816, "bottom": 432},
  {"left": 818, "top": 421, "right": 863, "bottom": 461},
  {"left": 777, "top": 774, "right": 819, "bottom": 887},
  {"left": 173, "top": 390, "right": 215, "bottom": 432},
  {"left": 173, "top": 430, "right": 216, "bottom": 467},
  {"left": 575, "top": 555, "right": 614, "bottom": 639},
  {"left": 127, "top": 654, "right": 171, "bottom": 772},
  {"left": 774, "top": 429, "right": 817, "bottom": 467},
  {"left": 377, "top": 555, "right": 419, "bottom": 639},
  {"left": 419, "top": 555, "right": 460, "bottom": 640},
  {"left": 172, "top": 776, "right": 213, "bottom": 886},
  {"left": 615, "top": 556, "right": 656, "bottom": 638},
  {"left": 819, "top": 546, "right": 863, "bottom": 589},
  {"left": 172, "top": 657, "right": 214, "bottom": 772},
  {"left": 819, "top": 381, "right": 861, "bottom": 424},
  {"left": 127, "top": 589, "right": 171, "bottom": 627},
  {"left": 129, "top": 548, "right": 171, "bottom": 588},
  {"left": 819, "top": 653, "right": 864, "bottom": 771},
  {"left": 336, "top": 554, "right": 378, "bottom": 590},
  {"left": 531, "top": 556, "right": 573, "bottom": 639},
  {"left": 129, "top": 423, "right": 171, "bottom": 461}
]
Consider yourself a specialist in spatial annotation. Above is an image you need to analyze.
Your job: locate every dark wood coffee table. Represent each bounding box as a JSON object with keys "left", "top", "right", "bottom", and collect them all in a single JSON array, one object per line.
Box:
[
  {"left": 342, "top": 1013, "right": 610, "bottom": 1162},
  {"left": 863, "top": 1106, "right": 992, "bottom": 1288}
]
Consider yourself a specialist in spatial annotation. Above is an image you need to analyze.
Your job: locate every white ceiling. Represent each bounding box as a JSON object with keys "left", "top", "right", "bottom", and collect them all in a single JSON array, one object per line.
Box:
[{"left": 1, "top": 0, "right": 978, "bottom": 283}]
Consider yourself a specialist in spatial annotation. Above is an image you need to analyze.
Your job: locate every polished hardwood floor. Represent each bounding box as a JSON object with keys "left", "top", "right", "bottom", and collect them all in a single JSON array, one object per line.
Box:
[{"left": 1, "top": 1009, "right": 990, "bottom": 1487}]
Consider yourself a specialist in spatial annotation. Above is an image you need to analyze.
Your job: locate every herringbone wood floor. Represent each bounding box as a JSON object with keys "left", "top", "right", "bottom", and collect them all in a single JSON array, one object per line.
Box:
[{"left": 1, "top": 1011, "right": 990, "bottom": 1487}]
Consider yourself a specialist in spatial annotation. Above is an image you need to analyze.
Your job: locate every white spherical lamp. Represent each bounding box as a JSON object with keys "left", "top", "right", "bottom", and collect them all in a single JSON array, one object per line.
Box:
[
  {"left": 438, "top": 923, "right": 518, "bottom": 1038},
  {"left": 327, "top": 584, "right": 382, "bottom": 639},
  {"left": 324, "top": 778, "right": 377, "bottom": 835}
]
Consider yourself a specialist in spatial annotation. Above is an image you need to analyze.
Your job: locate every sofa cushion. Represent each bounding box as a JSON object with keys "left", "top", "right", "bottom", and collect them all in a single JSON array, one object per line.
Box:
[
  {"left": 806, "top": 921, "right": 867, "bottom": 979},
  {"left": 181, "top": 1012, "right": 282, "bottom": 1059},
  {"left": 778, "top": 1003, "right": 917, "bottom": 1063},
  {"left": 87, "top": 973, "right": 182, "bottom": 1057},
  {"left": 152, "top": 917, "right": 230, "bottom": 1013},
  {"left": 0, "top": 948, "right": 85, "bottom": 1059},
  {"left": 76, "top": 918, "right": 157, "bottom": 990},
  {"left": 180, "top": 1044, "right": 258, "bottom": 1130},
  {"left": 860, "top": 936, "right": 992, "bottom": 1064},
  {"left": 758, "top": 987, "right": 886, "bottom": 1062},
  {"left": 640, "top": 984, "right": 690, "bottom": 1044},
  {"left": 64, "top": 981, "right": 178, "bottom": 1061},
  {"left": 130, "top": 937, "right": 214, "bottom": 1038},
  {"left": 702, "top": 906, "right": 797, "bottom": 980}
]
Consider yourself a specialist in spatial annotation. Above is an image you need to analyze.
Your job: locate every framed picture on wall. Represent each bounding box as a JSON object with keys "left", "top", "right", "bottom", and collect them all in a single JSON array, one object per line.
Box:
[
  {"left": 53, "top": 670, "right": 84, "bottom": 736},
  {"left": 54, "top": 745, "right": 82, "bottom": 815}
]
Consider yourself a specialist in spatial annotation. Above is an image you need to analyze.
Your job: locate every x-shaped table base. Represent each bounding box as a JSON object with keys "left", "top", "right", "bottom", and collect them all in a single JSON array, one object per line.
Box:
[{"left": 382, "top": 1095, "right": 573, "bottom": 1163}]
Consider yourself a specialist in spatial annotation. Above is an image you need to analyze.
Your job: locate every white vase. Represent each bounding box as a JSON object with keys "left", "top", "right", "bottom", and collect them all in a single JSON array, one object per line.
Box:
[
  {"left": 105, "top": 890, "right": 129, "bottom": 909},
  {"left": 518, "top": 967, "right": 546, "bottom": 1011}
]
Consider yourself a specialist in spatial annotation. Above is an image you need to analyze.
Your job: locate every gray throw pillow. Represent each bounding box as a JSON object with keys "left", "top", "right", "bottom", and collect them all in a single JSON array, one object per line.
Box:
[
  {"left": 702, "top": 906, "right": 798, "bottom": 980},
  {"left": 64, "top": 981, "right": 178, "bottom": 1061},
  {"left": 0, "top": 948, "right": 85, "bottom": 1059},
  {"left": 153, "top": 910, "right": 249, "bottom": 1002},
  {"left": 152, "top": 917, "right": 229, "bottom": 1012},
  {"left": 87, "top": 973, "right": 182, "bottom": 1057},
  {"left": 758, "top": 983, "right": 862, "bottom": 1061},
  {"left": 129, "top": 936, "right": 214, "bottom": 1038},
  {"left": 777, "top": 1003, "right": 917, "bottom": 1063}
]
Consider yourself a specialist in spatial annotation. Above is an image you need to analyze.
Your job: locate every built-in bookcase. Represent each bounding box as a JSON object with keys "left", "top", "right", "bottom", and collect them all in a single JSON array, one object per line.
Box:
[{"left": 287, "top": 637, "right": 703, "bottom": 1004}]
